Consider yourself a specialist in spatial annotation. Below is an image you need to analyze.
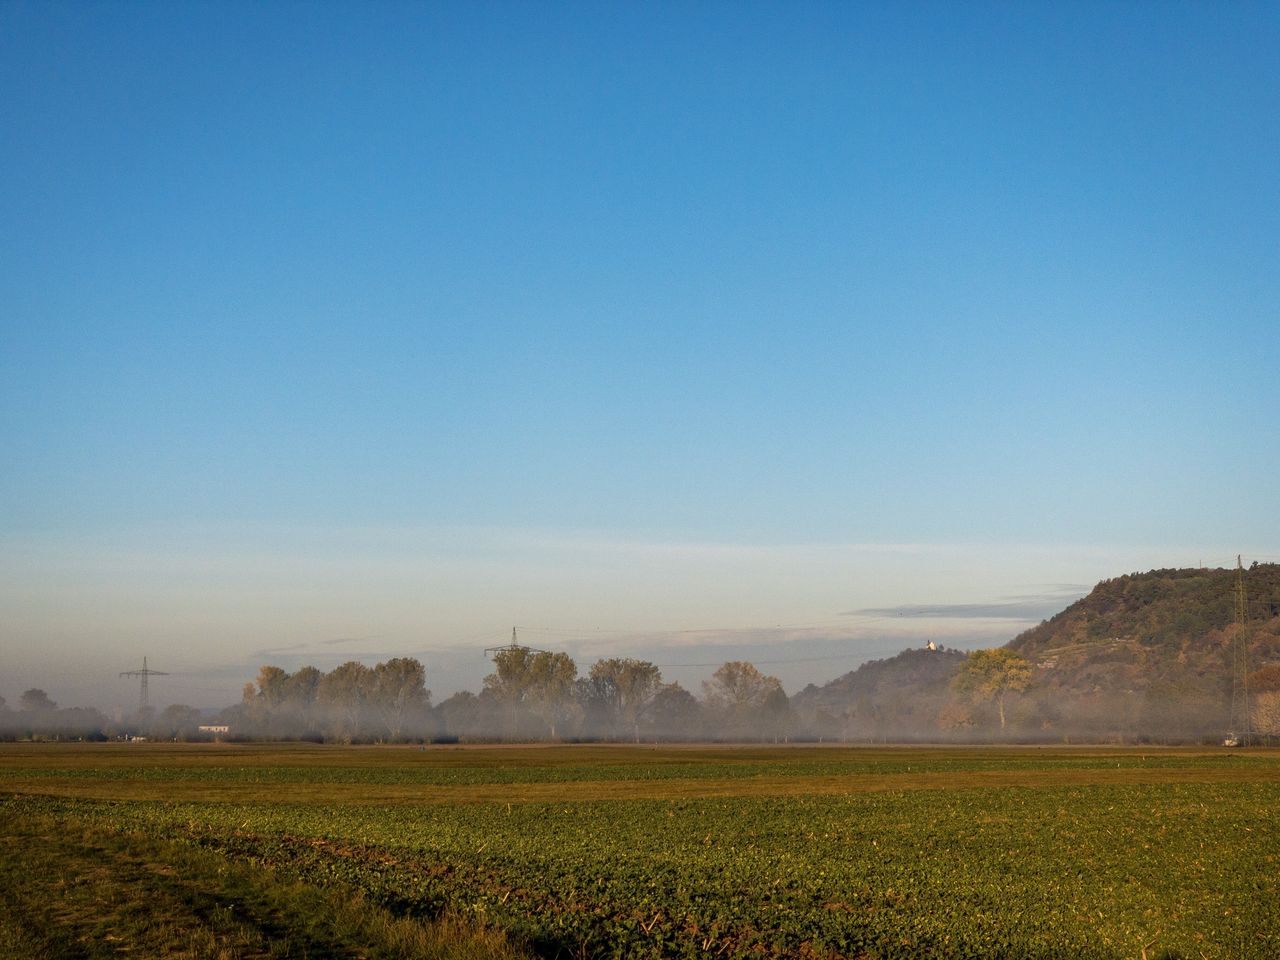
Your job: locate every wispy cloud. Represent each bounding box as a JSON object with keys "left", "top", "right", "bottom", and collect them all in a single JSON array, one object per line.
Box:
[{"left": 847, "top": 587, "right": 1087, "bottom": 622}]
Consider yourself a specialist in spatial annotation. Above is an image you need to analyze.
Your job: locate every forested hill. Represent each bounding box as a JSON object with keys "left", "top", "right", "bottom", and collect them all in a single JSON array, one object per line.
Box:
[
  {"left": 951, "top": 563, "right": 1280, "bottom": 740},
  {"left": 790, "top": 646, "right": 967, "bottom": 739},
  {"left": 1008, "top": 568, "right": 1280, "bottom": 665},
  {"left": 791, "top": 564, "right": 1280, "bottom": 741},
  {"left": 1006, "top": 564, "right": 1280, "bottom": 695}
]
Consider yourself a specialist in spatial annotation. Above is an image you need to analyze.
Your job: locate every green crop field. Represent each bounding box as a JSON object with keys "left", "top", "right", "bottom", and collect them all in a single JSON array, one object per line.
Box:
[{"left": 2, "top": 744, "right": 1277, "bottom": 959}]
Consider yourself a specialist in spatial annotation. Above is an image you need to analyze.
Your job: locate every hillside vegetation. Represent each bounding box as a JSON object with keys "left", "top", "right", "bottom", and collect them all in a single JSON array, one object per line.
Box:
[{"left": 794, "top": 564, "right": 1280, "bottom": 742}]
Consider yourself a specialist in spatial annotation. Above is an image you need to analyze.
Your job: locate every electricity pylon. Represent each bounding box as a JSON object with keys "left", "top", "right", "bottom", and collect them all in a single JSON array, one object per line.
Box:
[
  {"left": 120, "top": 656, "right": 169, "bottom": 713},
  {"left": 1229, "top": 557, "right": 1251, "bottom": 744},
  {"left": 483, "top": 627, "right": 549, "bottom": 660}
]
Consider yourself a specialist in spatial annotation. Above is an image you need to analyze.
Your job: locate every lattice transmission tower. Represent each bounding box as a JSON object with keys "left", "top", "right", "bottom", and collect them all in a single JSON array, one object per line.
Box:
[
  {"left": 483, "top": 626, "right": 549, "bottom": 661},
  {"left": 1229, "top": 557, "right": 1252, "bottom": 744},
  {"left": 120, "top": 656, "right": 169, "bottom": 713}
]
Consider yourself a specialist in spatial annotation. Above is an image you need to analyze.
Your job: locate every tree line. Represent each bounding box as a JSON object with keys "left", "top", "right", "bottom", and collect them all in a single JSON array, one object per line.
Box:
[
  {"left": 223, "top": 650, "right": 795, "bottom": 743},
  {"left": 7, "top": 645, "right": 1279, "bottom": 744}
]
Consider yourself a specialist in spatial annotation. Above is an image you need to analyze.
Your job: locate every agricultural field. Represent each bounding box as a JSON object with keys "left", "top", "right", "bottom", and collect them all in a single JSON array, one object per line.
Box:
[{"left": 2, "top": 744, "right": 1277, "bottom": 959}]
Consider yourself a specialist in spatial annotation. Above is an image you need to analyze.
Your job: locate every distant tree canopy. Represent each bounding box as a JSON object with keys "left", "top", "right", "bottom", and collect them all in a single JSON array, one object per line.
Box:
[
  {"left": 588, "top": 658, "right": 663, "bottom": 742},
  {"left": 19, "top": 689, "right": 57, "bottom": 712},
  {"left": 482, "top": 647, "right": 577, "bottom": 739},
  {"left": 372, "top": 657, "right": 431, "bottom": 740},
  {"left": 229, "top": 658, "right": 433, "bottom": 742},
  {"left": 703, "top": 661, "right": 788, "bottom": 739},
  {"left": 216, "top": 654, "right": 800, "bottom": 743}
]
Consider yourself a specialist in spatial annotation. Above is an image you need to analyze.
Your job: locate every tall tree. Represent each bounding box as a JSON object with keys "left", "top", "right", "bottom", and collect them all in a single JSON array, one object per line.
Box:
[
  {"left": 525, "top": 651, "right": 577, "bottom": 740},
  {"left": 284, "top": 665, "right": 323, "bottom": 706},
  {"left": 951, "top": 649, "right": 1033, "bottom": 731},
  {"left": 255, "top": 666, "right": 290, "bottom": 709},
  {"left": 370, "top": 657, "right": 430, "bottom": 741},
  {"left": 318, "top": 661, "right": 374, "bottom": 741},
  {"left": 702, "top": 661, "right": 784, "bottom": 738},
  {"left": 483, "top": 646, "right": 537, "bottom": 738},
  {"left": 589, "top": 658, "right": 662, "bottom": 742}
]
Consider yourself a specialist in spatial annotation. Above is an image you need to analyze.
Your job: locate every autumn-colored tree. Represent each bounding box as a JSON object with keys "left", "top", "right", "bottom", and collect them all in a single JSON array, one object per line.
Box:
[
  {"left": 255, "top": 665, "right": 290, "bottom": 708},
  {"left": 950, "top": 649, "right": 1033, "bottom": 731},
  {"left": 483, "top": 646, "right": 538, "bottom": 738},
  {"left": 1247, "top": 664, "right": 1280, "bottom": 693}
]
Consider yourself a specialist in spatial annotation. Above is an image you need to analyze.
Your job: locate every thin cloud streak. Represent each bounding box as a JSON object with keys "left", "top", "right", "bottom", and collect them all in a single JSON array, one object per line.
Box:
[
  {"left": 847, "top": 587, "right": 1089, "bottom": 622},
  {"left": 848, "top": 601, "right": 1068, "bottom": 621}
]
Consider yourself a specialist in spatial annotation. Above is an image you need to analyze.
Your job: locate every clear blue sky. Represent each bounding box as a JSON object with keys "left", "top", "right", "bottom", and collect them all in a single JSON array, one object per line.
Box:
[{"left": 2, "top": 2, "right": 1277, "bottom": 708}]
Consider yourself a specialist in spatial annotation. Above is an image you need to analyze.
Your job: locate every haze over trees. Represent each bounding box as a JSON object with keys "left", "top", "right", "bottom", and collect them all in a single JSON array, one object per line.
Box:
[
  {"left": 584, "top": 658, "right": 664, "bottom": 742},
  {"left": 0, "top": 688, "right": 110, "bottom": 741},
  {"left": 232, "top": 658, "right": 433, "bottom": 742},
  {"left": 4, "top": 566, "right": 1279, "bottom": 744},
  {"left": 196, "top": 654, "right": 785, "bottom": 743}
]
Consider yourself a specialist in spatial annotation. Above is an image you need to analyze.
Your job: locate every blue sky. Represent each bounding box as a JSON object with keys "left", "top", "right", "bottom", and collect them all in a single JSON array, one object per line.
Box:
[{"left": 2, "top": 2, "right": 1277, "bottom": 709}]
